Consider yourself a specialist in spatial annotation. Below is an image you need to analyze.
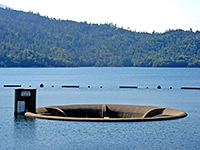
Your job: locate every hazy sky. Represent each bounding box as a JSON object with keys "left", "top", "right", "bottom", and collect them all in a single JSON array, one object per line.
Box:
[{"left": 0, "top": 0, "right": 200, "bottom": 33}]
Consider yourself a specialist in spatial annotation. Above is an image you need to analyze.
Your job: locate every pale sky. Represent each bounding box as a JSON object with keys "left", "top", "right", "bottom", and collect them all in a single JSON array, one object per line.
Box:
[{"left": 0, "top": 0, "right": 200, "bottom": 33}]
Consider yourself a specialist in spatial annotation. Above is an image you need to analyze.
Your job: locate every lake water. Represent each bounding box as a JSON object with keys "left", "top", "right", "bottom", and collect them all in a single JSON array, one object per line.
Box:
[{"left": 0, "top": 67, "right": 200, "bottom": 150}]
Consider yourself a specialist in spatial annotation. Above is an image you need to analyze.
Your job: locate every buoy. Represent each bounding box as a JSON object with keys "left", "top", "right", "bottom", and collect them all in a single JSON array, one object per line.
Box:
[
  {"left": 62, "top": 85, "right": 79, "bottom": 88},
  {"left": 119, "top": 85, "right": 138, "bottom": 88},
  {"left": 181, "top": 87, "right": 200, "bottom": 90},
  {"left": 40, "top": 83, "right": 44, "bottom": 88},
  {"left": 52, "top": 85, "right": 54, "bottom": 88},
  {"left": 170, "top": 87, "right": 172, "bottom": 89},
  {"left": 4, "top": 84, "right": 21, "bottom": 87},
  {"left": 146, "top": 86, "right": 148, "bottom": 89},
  {"left": 29, "top": 85, "right": 31, "bottom": 87},
  {"left": 88, "top": 85, "right": 90, "bottom": 88},
  {"left": 157, "top": 85, "right": 161, "bottom": 89},
  {"left": 100, "top": 86, "right": 102, "bottom": 88}
]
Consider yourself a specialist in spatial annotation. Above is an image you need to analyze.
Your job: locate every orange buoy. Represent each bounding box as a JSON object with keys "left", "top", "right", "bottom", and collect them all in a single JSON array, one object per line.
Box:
[
  {"left": 88, "top": 85, "right": 90, "bottom": 88},
  {"left": 100, "top": 86, "right": 102, "bottom": 88},
  {"left": 146, "top": 86, "right": 148, "bottom": 89},
  {"left": 170, "top": 86, "right": 172, "bottom": 89}
]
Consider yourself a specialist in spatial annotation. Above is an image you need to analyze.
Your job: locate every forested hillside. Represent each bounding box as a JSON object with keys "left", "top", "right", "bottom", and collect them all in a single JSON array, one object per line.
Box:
[{"left": 0, "top": 7, "right": 200, "bottom": 67}]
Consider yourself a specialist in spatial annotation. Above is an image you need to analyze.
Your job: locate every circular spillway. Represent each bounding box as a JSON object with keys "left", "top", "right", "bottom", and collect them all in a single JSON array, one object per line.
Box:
[{"left": 25, "top": 104, "right": 187, "bottom": 122}]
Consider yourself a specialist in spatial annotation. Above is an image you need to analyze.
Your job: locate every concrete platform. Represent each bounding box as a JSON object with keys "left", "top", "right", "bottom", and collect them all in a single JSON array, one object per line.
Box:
[{"left": 25, "top": 104, "right": 187, "bottom": 122}]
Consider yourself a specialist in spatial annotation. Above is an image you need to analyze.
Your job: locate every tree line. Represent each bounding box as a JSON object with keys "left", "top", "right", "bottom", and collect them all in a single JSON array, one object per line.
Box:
[{"left": 0, "top": 7, "right": 200, "bottom": 67}]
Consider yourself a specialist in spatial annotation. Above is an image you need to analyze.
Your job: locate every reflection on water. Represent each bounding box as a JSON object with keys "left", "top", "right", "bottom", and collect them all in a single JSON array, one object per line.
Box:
[
  {"left": 14, "top": 114, "right": 35, "bottom": 122},
  {"left": 13, "top": 115, "right": 36, "bottom": 150}
]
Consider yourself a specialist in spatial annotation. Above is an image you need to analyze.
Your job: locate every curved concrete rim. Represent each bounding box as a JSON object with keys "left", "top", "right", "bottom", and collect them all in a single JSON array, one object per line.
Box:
[{"left": 25, "top": 104, "right": 187, "bottom": 122}]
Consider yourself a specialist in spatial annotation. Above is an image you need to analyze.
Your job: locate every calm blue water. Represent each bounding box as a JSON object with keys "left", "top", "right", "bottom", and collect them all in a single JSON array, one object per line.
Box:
[{"left": 0, "top": 67, "right": 200, "bottom": 150}]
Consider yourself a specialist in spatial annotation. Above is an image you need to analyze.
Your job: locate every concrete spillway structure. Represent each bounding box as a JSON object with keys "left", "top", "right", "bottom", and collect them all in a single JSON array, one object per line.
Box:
[{"left": 25, "top": 104, "right": 187, "bottom": 122}]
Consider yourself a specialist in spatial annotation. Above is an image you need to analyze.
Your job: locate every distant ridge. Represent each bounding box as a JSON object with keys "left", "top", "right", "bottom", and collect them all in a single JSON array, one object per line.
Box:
[
  {"left": 0, "top": 7, "right": 200, "bottom": 67},
  {"left": 0, "top": 4, "right": 11, "bottom": 9}
]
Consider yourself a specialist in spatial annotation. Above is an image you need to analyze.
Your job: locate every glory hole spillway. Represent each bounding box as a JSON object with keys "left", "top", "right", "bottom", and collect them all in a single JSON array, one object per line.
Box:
[{"left": 14, "top": 89, "right": 187, "bottom": 122}]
